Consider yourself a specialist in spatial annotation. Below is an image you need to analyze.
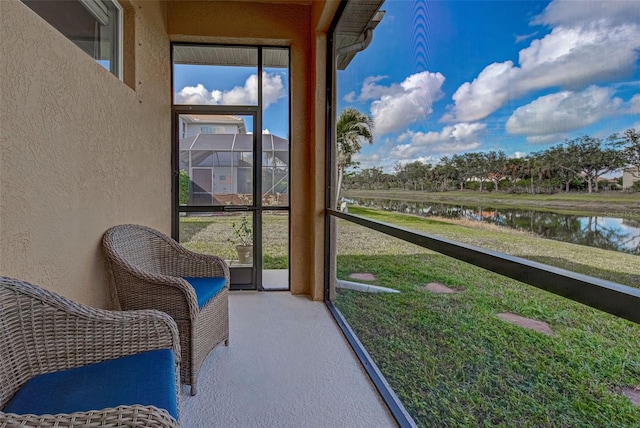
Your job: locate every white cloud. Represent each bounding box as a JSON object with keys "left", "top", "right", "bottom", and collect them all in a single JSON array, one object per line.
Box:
[
  {"left": 506, "top": 86, "right": 623, "bottom": 142},
  {"left": 444, "top": 0, "right": 640, "bottom": 123},
  {"left": 363, "top": 71, "right": 445, "bottom": 135},
  {"left": 358, "top": 75, "right": 396, "bottom": 101},
  {"left": 174, "top": 72, "right": 284, "bottom": 108},
  {"left": 343, "top": 91, "right": 356, "bottom": 103},
  {"left": 391, "top": 123, "right": 486, "bottom": 159},
  {"left": 515, "top": 31, "right": 539, "bottom": 44},
  {"left": 443, "top": 61, "right": 518, "bottom": 123},
  {"left": 531, "top": 0, "right": 640, "bottom": 28},
  {"left": 352, "top": 152, "right": 381, "bottom": 166},
  {"left": 174, "top": 84, "right": 222, "bottom": 105},
  {"left": 630, "top": 94, "right": 640, "bottom": 114}
]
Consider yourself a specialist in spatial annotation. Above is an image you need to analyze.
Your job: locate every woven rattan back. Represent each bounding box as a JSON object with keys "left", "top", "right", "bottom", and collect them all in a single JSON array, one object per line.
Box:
[
  {"left": 0, "top": 279, "right": 30, "bottom": 406},
  {"left": 103, "top": 225, "right": 170, "bottom": 275}
]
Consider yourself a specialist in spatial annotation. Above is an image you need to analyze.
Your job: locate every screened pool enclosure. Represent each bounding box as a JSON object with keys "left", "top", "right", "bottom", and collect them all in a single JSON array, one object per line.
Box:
[{"left": 179, "top": 132, "right": 289, "bottom": 206}]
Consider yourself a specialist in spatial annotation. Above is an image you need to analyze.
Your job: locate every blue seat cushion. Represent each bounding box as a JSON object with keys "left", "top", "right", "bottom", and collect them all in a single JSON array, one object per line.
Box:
[
  {"left": 4, "top": 349, "right": 178, "bottom": 420},
  {"left": 183, "top": 276, "right": 226, "bottom": 308}
]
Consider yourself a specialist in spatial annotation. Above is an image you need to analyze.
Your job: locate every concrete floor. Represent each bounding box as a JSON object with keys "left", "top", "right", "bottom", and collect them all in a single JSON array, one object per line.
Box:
[
  {"left": 261, "top": 269, "right": 289, "bottom": 290},
  {"left": 179, "top": 291, "right": 396, "bottom": 428}
]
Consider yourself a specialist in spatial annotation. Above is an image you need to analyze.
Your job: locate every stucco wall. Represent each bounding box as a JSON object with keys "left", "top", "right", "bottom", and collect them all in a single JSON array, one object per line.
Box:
[
  {"left": 168, "top": 1, "right": 329, "bottom": 299},
  {"left": 0, "top": 0, "right": 171, "bottom": 307}
]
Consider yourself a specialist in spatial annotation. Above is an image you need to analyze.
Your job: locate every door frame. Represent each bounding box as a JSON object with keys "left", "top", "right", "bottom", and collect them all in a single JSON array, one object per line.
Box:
[
  {"left": 171, "top": 43, "right": 292, "bottom": 291},
  {"left": 172, "top": 106, "right": 262, "bottom": 290}
]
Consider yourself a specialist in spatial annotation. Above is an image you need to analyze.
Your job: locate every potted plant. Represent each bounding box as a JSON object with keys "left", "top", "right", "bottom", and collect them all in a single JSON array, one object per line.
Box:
[{"left": 230, "top": 215, "right": 253, "bottom": 264}]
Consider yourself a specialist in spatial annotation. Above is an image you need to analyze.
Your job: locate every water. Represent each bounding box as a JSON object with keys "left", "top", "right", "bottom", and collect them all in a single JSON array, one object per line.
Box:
[{"left": 345, "top": 197, "right": 640, "bottom": 255}]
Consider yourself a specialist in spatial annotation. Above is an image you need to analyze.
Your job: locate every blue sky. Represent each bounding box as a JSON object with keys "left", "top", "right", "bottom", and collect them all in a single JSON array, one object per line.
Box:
[
  {"left": 338, "top": 0, "right": 640, "bottom": 172},
  {"left": 173, "top": 63, "right": 290, "bottom": 137}
]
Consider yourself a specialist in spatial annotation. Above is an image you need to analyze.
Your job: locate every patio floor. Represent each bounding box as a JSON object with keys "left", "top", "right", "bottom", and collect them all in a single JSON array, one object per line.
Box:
[{"left": 179, "top": 291, "right": 397, "bottom": 427}]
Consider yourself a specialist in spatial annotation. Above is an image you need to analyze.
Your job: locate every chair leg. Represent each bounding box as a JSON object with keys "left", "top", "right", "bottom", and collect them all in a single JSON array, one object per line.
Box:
[
  {"left": 190, "top": 383, "right": 197, "bottom": 396},
  {"left": 225, "top": 338, "right": 229, "bottom": 346}
]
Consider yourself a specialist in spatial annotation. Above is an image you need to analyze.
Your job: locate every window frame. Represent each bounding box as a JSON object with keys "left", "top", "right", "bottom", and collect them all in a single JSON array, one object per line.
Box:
[{"left": 21, "top": 0, "right": 123, "bottom": 80}]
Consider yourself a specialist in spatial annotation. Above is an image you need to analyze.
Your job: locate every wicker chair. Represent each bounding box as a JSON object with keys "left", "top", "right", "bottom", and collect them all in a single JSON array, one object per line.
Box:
[
  {"left": 0, "top": 276, "right": 181, "bottom": 427},
  {"left": 102, "top": 224, "right": 230, "bottom": 396}
]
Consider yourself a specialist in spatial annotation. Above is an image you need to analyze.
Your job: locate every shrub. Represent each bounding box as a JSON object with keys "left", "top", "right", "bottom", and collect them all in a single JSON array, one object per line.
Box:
[
  {"left": 466, "top": 181, "right": 480, "bottom": 191},
  {"left": 179, "top": 170, "right": 191, "bottom": 205}
]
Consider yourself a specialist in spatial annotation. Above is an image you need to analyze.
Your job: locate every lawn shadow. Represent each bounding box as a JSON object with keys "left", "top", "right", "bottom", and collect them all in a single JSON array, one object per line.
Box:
[{"left": 179, "top": 218, "right": 217, "bottom": 242}]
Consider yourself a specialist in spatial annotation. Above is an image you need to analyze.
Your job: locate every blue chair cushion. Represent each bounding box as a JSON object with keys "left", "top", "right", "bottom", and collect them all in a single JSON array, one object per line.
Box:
[
  {"left": 4, "top": 349, "right": 178, "bottom": 420},
  {"left": 183, "top": 276, "right": 226, "bottom": 309}
]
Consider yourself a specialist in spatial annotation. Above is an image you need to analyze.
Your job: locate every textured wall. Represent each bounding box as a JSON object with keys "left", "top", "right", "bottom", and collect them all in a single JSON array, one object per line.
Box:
[
  {"left": 0, "top": 0, "right": 171, "bottom": 307},
  {"left": 168, "top": 1, "right": 327, "bottom": 299}
]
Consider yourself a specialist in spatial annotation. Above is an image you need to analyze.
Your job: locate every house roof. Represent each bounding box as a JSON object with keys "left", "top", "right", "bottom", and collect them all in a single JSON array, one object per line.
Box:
[{"left": 180, "top": 133, "right": 288, "bottom": 151}]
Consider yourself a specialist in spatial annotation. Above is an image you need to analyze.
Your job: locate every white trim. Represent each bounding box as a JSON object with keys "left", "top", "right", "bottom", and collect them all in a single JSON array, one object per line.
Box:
[
  {"left": 114, "top": 0, "right": 123, "bottom": 80},
  {"left": 80, "top": 0, "right": 110, "bottom": 25}
]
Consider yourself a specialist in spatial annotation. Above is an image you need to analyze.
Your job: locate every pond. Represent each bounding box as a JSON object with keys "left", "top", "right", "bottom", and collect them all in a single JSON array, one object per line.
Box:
[{"left": 344, "top": 197, "right": 640, "bottom": 255}]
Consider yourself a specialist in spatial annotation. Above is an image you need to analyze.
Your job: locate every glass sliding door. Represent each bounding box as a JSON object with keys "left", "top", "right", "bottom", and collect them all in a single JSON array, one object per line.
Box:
[
  {"left": 172, "top": 44, "right": 290, "bottom": 290},
  {"left": 175, "top": 110, "right": 258, "bottom": 289}
]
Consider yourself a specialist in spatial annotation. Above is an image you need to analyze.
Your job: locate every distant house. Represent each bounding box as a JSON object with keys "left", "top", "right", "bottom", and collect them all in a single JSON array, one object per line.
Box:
[
  {"left": 179, "top": 114, "right": 247, "bottom": 138},
  {"left": 178, "top": 115, "right": 289, "bottom": 205},
  {"left": 622, "top": 166, "right": 640, "bottom": 189}
]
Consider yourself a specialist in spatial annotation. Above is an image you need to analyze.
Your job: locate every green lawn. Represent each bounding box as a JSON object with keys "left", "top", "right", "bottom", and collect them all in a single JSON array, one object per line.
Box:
[
  {"left": 334, "top": 207, "right": 640, "bottom": 427},
  {"left": 179, "top": 210, "right": 640, "bottom": 426},
  {"left": 179, "top": 214, "right": 289, "bottom": 268}
]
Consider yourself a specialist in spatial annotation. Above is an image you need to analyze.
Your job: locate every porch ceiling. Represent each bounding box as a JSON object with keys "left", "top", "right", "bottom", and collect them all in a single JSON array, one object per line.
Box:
[
  {"left": 172, "top": 45, "right": 289, "bottom": 68},
  {"left": 171, "top": 0, "right": 385, "bottom": 70}
]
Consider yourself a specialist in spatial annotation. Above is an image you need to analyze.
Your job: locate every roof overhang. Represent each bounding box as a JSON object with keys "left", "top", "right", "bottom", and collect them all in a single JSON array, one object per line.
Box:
[{"left": 335, "top": 0, "right": 385, "bottom": 70}]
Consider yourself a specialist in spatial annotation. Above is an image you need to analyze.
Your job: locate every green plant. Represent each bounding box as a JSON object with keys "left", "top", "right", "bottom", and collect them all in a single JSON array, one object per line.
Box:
[
  {"left": 230, "top": 215, "right": 253, "bottom": 246},
  {"left": 179, "top": 169, "right": 191, "bottom": 205}
]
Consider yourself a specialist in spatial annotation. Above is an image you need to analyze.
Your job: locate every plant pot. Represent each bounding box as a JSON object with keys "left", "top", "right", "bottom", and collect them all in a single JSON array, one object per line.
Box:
[{"left": 235, "top": 245, "right": 253, "bottom": 264}]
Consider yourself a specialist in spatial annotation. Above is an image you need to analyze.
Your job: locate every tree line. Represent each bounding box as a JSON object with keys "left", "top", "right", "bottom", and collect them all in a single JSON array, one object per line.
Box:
[{"left": 343, "top": 128, "right": 640, "bottom": 194}]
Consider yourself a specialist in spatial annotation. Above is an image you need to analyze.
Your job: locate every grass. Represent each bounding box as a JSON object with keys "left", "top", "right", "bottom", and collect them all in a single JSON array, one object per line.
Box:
[
  {"left": 333, "top": 207, "right": 640, "bottom": 427},
  {"left": 179, "top": 214, "right": 289, "bottom": 268}
]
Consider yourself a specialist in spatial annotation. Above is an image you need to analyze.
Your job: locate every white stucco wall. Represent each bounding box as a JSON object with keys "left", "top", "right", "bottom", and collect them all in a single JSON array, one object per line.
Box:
[{"left": 0, "top": 0, "right": 171, "bottom": 307}]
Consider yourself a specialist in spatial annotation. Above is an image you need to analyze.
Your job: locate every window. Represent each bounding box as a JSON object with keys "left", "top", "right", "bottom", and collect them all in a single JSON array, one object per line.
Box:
[
  {"left": 22, "top": 0, "right": 123, "bottom": 79},
  {"left": 201, "top": 126, "right": 223, "bottom": 134}
]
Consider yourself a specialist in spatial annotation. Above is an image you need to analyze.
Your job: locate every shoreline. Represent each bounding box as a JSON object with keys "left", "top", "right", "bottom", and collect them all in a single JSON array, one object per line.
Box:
[{"left": 343, "top": 189, "right": 640, "bottom": 220}]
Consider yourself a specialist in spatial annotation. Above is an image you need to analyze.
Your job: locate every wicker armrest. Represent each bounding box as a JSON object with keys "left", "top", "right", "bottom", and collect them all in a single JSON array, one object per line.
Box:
[
  {"left": 1, "top": 405, "right": 180, "bottom": 428},
  {"left": 106, "top": 260, "right": 202, "bottom": 316}
]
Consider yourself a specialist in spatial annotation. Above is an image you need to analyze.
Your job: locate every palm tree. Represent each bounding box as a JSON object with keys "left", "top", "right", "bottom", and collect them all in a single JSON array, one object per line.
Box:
[{"left": 335, "top": 108, "right": 374, "bottom": 206}]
